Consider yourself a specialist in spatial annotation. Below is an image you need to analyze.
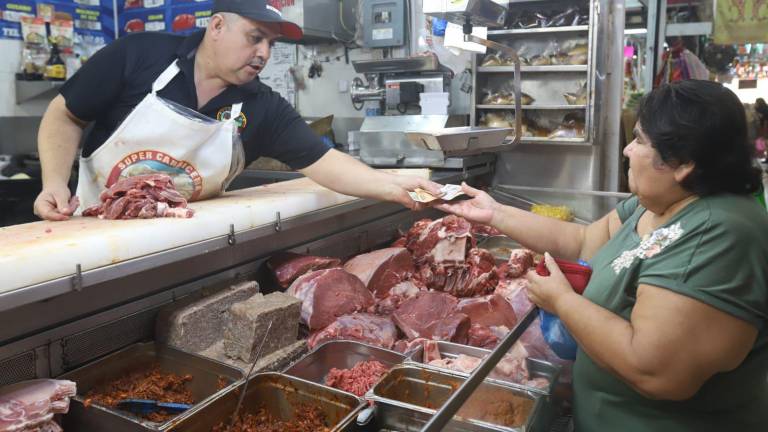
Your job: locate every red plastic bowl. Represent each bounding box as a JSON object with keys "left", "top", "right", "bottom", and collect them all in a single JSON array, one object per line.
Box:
[{"left": 536, "top": 257, "right": 592, "bottom": 294}]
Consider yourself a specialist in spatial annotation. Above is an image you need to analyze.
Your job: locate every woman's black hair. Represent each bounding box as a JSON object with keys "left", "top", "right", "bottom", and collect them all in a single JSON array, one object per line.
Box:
[{"left": 637, "top": 80, "right": 762, "bottom": 196}]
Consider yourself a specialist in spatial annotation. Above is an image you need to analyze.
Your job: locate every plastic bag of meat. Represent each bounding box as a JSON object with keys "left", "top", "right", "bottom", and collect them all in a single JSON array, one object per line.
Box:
[{"left": 0, "top": 379, "right": 76, "bottom": 432}]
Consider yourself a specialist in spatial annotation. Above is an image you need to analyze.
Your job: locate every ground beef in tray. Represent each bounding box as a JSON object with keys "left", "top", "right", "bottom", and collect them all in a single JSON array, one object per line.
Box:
[
  {"left": 212, "top": 405, "right": 330, "bottom": 432},
  {"left": 324, "top": 360, "right": 389, "bottom": 397},
  {"left": 83, "top": 365, "right": 194, "bottom": 423}
]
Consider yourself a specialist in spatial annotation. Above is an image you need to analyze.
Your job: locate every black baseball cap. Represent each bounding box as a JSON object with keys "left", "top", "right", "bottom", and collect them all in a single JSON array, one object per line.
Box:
[{"left": 212, "top": 0, "right": 303, "bottom": 40}]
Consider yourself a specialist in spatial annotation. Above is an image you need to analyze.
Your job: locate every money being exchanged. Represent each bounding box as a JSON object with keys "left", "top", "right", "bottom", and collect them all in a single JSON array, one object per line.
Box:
[{"left": 408, "top": 184, "right": 466, "bottom": 203}]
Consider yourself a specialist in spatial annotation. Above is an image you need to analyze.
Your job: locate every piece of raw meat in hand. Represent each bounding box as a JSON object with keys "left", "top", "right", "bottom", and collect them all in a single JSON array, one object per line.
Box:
[
  {"left": 81, "top": 174, "right": 194, "bottom": 219},
  {"left": 343, "top": 247, "right": 414, "bottom": 298},
  {"left": 0, "top": 379, "right": 76, "bottom": 432},
  {"left": 307, "top": 313, "right": 398, "bottom": 350},
  {"left": 287, "top": 268, "right": 374, "bottom": 330},
  {"left": 268, "top": 252, "right": 341, "bottom": 288}
]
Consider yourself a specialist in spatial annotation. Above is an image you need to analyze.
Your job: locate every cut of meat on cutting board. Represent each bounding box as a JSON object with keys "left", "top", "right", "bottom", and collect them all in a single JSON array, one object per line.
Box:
[{"left": 0, "top": 169, "right": 430, "bottom": 294}]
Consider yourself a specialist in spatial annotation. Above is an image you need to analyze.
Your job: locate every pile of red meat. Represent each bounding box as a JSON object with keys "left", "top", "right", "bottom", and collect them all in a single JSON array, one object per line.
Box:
[
  {"left": 324, "top": 360, "right": 389, "bottom": 397},
  {"left": 82, "top": 174, "right": 194, "bottom": 219},
  {"left": 271, "top": 215, "right": 567, "bottom": 381}
]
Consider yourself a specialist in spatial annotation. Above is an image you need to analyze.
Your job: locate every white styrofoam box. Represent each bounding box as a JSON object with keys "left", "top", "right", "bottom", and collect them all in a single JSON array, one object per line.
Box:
[{"left": 420, "top": 92, "right": 450, "bottom": 115}]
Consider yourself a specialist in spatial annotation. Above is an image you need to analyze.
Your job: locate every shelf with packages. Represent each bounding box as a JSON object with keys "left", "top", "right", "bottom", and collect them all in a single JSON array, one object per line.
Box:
[
  {"left": 477, "top": 104, "right": 586, "bottom": 110},
  {"left": 471, "top": 0, "right": 595, "bottom": 147},
  {"left": 488, "top": 25, "right": 589, "bottom": 36},
  {"left": 477, "top": 65, "right": 588, "bottom": 73}
]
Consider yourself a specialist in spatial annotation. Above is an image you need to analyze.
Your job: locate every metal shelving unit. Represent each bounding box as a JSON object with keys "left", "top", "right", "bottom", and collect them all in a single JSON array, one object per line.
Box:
[
  {"left": 488, "top": 24, "right": 589, "bottom": 35},
  {"left": 471, "top": 0, "right": 597, "bottom": 146},
  {"left": 477, "top": 104, "right": 586, "bottom": 110},
  {"left": 477, "top": 65, "right": 588, "bottom": 72}
]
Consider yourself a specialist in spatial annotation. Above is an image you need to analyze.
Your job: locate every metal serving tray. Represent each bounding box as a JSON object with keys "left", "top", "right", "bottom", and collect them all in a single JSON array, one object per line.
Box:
[
  {"left": 345, "top": 401, "right": 509, "bottom": 432},
  {"left": 283, "top": 340, "right": 406, "bottom": 396},
  {"left": 406, "top": 340, "right": 560, "bottom": 396},
  {"left": 167, "top": 372, "right": 365, "bottom": 431},
  {"left": 405, "top": 127, "right": 513, "bottom": 156},
  {"left": 60, "top": 342, "right": 243, "bottom": 432},
  {"left": 367, "top": 365, "right": 542, "bottom": 432}
]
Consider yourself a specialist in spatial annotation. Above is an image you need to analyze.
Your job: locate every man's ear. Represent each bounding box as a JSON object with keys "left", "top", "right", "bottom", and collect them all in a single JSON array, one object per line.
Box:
[
  {"left": 674, "top": 161, "right": 695, "bottom": 183},
  {"left": 208, "top": 13, "right": 227, "bottom": 36}
]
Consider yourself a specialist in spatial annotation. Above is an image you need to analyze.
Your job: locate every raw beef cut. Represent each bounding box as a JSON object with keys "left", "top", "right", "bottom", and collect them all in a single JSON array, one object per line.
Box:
[
  {"left": 267, "top": 252, "right": 341, "bottom": 288},
  {"left": 391, "top": 218, "right": 433, "bottom": 249},
  {"left": 0, "top": 379, "right": 76, "bottom": 432},
  {"left": 81, "top": 174, "right": 194, "bottom": 219},
  {"left": 495, "top": 278, "right": 535, "bottom": 318},
  {"left": 416, "top": 248, "right": 498, "bottom": 297},
  {"left": 287, "top": 268, "right": 374, "bottom": 330},
  {"left": 307, "top": 313, "right": 398, "bottom": 350},
  {"left": 343, "top": 248, "right": 414, "bottom": 298},
  {"left": 408, "top": 216, "right": 475, "bottom": 265},
  {"left": 467, "top": 324, "right": 506, "bottom": 349},
  {"left": 470, "top": 223, "right": 501, "bottom": 237},
  {"left": 504, "top": 249, "right": 535, "bottom": 279},
  {"left": 392, "top": 291, "right": 470, "bottom": 344},
  {"left": 368, "top": 280, "right": 422, "bottom": 315},
  {"left": 423, "top": 344, "right": 547, "bottom": 390},
  {"left": 457, "top": 294, "right": 517, "bottom": 328}
]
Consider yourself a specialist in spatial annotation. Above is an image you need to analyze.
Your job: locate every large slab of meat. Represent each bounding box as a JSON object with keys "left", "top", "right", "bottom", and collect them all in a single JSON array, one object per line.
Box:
[
  {"left": 287, "top": 268, "right": 374, "bottom": 330},
  {"left": 308, "top": 313, "right": 398, "bottom": 350},
  {"left": 343, "top": 247, "right": 414, "bottom": 298},
  {"left": 82, "top": 174, "right": 194, "bottom": 219},
  {"left": 267, "top": 252, "right": 341, "bottom": 288},
  {"left": 404, "top": 216, "right": 475, "bottom": 265},
  {"left": 0, "top": 379, "right": 76, "bottom": 432},
  {"left": 392, "top": 291, "right": 470, "bottom": 344}
]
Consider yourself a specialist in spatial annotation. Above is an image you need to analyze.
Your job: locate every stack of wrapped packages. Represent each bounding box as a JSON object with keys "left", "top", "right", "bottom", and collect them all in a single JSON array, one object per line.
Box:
[{"left": 0, "top": 379, "right": 76, "bottom": 432}]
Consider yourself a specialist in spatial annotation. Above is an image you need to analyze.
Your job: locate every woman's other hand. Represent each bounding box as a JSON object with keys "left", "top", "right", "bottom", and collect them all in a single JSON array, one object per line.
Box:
[
  {"left": 526, "top": 252, "right": 576, "bottom": 313},
  {"left": 433, "top": 182, "right": 499, "bottom": 225}
]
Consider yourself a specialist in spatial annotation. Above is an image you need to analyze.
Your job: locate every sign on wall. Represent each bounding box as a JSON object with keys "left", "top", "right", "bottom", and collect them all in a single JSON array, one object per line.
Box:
[{"left": 714, "top": 0, "right": 768, "bottom": 44}]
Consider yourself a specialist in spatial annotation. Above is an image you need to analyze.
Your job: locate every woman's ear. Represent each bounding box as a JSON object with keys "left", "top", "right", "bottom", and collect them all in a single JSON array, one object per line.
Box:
[{"left": 674, "top": 161, "right": 695, "bottom": 183}]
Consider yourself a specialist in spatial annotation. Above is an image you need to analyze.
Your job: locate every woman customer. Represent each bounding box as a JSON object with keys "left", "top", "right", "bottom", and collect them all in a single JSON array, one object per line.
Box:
[{"left": 436, "top": 80, "right": 768, "bottom": 431}]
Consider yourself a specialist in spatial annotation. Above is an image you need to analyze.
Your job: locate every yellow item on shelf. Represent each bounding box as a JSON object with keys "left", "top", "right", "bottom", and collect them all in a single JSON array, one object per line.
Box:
[{"left": 531, "top": 204, "right": 574, "bottom": 221}]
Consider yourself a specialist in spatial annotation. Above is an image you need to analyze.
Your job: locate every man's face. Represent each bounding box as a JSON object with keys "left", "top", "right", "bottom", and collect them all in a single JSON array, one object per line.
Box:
[{"left": 211, "top": 14, "right": 280, "bottom": 85}]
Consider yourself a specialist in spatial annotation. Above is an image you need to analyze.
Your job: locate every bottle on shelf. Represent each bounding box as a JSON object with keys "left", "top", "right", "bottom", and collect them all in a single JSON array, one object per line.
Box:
[{"left": 44, "top": 43, "right": 66, "bottom": 82}]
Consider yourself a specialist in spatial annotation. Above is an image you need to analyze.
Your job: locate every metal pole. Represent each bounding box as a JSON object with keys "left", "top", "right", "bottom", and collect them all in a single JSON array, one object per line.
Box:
[{"left": 421, "top": 307, "right": 539, "bottom": 432}]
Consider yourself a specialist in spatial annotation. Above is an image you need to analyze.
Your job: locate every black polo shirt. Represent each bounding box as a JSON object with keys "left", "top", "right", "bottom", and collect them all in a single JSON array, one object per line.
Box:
[{"left": 60, "top": 30, "right": 330, "bottom": 169}]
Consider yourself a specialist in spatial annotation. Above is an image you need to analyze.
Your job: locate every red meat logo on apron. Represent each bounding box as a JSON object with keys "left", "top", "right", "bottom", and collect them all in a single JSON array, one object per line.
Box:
[{"left": 107, "top": 150, "right": 203, "bottom": 201}]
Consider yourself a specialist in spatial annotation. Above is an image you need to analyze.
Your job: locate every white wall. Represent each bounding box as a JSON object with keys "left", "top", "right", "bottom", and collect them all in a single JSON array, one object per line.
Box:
[{"left": 0, "top": 39, "right": 51, "bottom": 117}]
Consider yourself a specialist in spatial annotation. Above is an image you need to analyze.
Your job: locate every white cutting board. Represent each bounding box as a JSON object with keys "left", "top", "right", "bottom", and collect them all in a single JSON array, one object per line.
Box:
[{"left": 0, "top": 169, "right": 430, "bottom": 293}]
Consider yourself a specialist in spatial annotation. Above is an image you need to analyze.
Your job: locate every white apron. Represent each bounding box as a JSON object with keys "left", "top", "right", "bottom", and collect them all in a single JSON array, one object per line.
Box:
[{"left": 76, "top": 60, "right": 245, "bottom": 210}]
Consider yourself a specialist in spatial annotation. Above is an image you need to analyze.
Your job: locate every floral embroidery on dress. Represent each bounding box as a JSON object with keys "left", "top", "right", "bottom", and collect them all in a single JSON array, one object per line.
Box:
[{"left": 611, "top": 222, "right": 684, "bottom": 274}]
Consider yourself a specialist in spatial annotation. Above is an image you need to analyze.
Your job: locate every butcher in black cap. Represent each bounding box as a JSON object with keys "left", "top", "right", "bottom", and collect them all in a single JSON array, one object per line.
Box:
[{"left": 34, "top": 0, "right": 443, "bottom": 220}]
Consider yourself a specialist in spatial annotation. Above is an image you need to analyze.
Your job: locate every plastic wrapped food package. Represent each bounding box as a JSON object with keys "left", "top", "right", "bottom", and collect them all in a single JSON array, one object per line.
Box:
[
  {"left": 0, "top": 379, "right": 76, "bottom": 432},
  {"left": 563, "top": 82, "right": 588, "bottom": 105},
  {"left": 481, "top": 86, "right": 535, "bottom": 106},
  {"left": 509, "top": 6, "right": 588, "bottom": 29},
  {"left": 547, "top": 113, "right": 586, "bottom": 139}
]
